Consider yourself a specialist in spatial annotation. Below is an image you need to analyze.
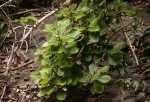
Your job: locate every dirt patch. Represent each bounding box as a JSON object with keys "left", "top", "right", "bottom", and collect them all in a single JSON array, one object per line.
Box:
[{"left": 0, "top": 3, "right": 150, "bottom": 102}]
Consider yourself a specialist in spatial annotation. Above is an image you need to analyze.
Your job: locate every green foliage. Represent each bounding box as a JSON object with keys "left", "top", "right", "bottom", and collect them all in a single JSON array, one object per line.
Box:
[
  {"left": 15, "top": 16, "right": 38, "bottom": 25},
  {"left": 37, "top": 86, "right": 55, "bottom": 97},
  {"left": 0, "top": 22, "right": 4, "bottom": 30},
  {"left": 110, "top": 42, "right": 125, "bottom": 54},
  {"left": 14, "top": 0, "right": 22, "bottom": 5},
  {"left": 31, "top": 0, "right": 135, "bottom": 100},
  {"left": 137, "top": 28, "right": 150, "bottom": 63},
  {"left": 115, "top": 78, "right": 126, "bottom": 93},
  {"left": 0, "top": 22, "right": 6, "bottom": 38},
  {"left": 56, "top": 90, "right": 67, "bottom": 101}
]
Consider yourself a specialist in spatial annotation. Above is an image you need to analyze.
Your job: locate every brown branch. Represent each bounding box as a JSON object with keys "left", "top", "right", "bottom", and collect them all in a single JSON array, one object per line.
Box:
[
  {"left": 0, "top": 7, "right": 18, "bottom": 76},
  {"left": 124, "top": 32, "right": 139, "bottom": 65},
  {"left": 0, "top": 6, "right": 58, "bottom": 101},
  {"left": 3, "top": 43, "right": 17, "bottom": 76},
  {"left": 20, "top": 9, "right": 58, "bottom": 42},
  {"left": 15, "top": 59, "right": 34, "bottom": 69},
  {"left": 76, "top": 47, "right": 84, "bottom": 60},
  {"left": 9, "top": 8, "right": 41, "bottom": 16},
  {"left": 0, "top": 59, "right": 35, "bottom": 73},
  {"left": 0, "top": 84, "right": 6, "bottom": 102},
  {"left": 1, "top": 8, "right": 58, "bottom": 75},
  {"left": 119, "top": 18, "right": 139, "bottom": 66},
  {"left": 0, "top": 0, "right": 13, "bottom": 8}
]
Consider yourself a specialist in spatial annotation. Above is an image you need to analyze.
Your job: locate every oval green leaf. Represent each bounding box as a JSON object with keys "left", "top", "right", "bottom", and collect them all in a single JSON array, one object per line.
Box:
[
  {"left": 93, "top": 81, "right": 104, "bottom": 94},
  {"left": 110, "top": 41, "right": 125, "bottom": 54},
  {"left": 89, "top": 64, "right": 95, "bottom": 75},
  {"left": 54, "top": 9, "right": 66, "bottom": 17},
  {"left": 56, "top": 90, "right": 67, "bottom": 101},
  {"left": 79, "top": 76, "right": 89, "bottom": 83},
  {"left": 97, "top": 75, "right": 111, "bottom": 83},
  {"left": 108, "top": 55, "right": 119, "bottom": 65}
]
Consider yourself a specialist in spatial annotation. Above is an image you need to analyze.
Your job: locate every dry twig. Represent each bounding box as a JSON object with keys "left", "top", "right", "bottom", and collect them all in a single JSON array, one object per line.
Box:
[
  {"left": 1, "top": 9, "right": 58, "bottom": 73},
  {"left": 0, "top": 4, "right": 58, "bottom": 101},
  {"left": 120, "top": 19, "right": 139, "bottom": 65},
  {"left": 15, "top": 59, "right": 34, "bottom": 69},
  {"left": 10, "top": 9, "right": 41, "bottom": 16},
  {"left": 0, "top": 0, "right": 13, "bottom": 8},
  {"left": 3, "top": 43, "right": 18, "bottom": 76},
  {"left": 124, "top": 32, "right": 139, "bottom": 65},
  {"left": 0, "top": 83, "right": 6, "bottom": 102},
  {"left": 0, "top": 59, "right": 35, "bottom": 73},
  {"left": 20, "top": 9, "right": 58, "bottom": 43}
]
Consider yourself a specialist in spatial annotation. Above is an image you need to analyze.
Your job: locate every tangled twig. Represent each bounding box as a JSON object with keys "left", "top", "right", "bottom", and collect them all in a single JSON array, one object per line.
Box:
[{"left": 0, "top": 5, "right": 58, "bottom": 101}]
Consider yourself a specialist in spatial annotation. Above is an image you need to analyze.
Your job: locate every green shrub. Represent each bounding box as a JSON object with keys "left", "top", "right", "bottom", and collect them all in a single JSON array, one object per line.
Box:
[{"left": 31, "top": 0, "right": 135, "bottom": 100}]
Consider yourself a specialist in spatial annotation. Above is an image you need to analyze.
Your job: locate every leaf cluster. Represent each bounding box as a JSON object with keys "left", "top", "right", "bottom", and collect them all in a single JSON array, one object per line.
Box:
[{"left": 30, "top": 0, "right": 135, "bottom": 100}]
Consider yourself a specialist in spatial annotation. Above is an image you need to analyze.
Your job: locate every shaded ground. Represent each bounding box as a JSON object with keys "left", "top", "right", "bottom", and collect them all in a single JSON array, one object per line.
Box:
[{"left": 0, "top": 1, "right": 150, "bottom": 102}]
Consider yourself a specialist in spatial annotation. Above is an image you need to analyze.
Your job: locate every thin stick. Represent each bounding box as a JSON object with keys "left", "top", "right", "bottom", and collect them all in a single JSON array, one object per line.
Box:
[
  {"left": 76, "top": 47, "right": 84, "bottom": 59},
  {"left": 120, "top": 19, "right": 139, "bottom": 66},
  {"left": 15, "top": 59, "right": 34, "bottom": 69},
  {"left": 0, "top": 7, "right": 18, "bottom": 76},
  {"left": 0, "top": 84, "right": 6, "bottom": 102},
  {"left": 0, "top": 0, "right": 13, "bottom": 8},
  {"left": 20, "top": 9, "right": 57, "bottom": 42},
  {"left": 0, "top": 59, "right": 35, "bottom": 73},
  {"left": 124, "top": 32, "right": 139, "bottom": 65},
  {"left": 10, "top": 9, "right": 40, "bottom": 16},
  {"left": 3, "top": 43, "right": 16, "bottom": 76}
]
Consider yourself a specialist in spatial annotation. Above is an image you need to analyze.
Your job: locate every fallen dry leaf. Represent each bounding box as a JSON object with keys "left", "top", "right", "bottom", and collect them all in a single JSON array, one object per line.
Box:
[
  {"left": 18, "top": 58, "right": 25, "bottom": 64},
  {"left": 138, "top": 92, "right": 146, "bottom": 98}
]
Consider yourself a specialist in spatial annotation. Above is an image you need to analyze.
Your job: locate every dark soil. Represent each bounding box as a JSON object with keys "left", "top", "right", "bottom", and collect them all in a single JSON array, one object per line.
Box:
[{"left": 0, "top": 1, "right": 150, "bottom": 102}]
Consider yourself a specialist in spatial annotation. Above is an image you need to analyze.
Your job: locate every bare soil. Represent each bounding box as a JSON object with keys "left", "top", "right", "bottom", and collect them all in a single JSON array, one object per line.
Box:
[{"left": 0, "top": 2, "right": 150, "bottom": 102}]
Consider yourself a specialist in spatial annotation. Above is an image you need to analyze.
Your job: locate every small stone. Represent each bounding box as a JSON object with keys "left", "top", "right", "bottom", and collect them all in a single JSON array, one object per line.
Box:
[
  {"left": 16, "top": 89, "right": 20, "bottom": 92},
  {"left": 26, "top": 95, "right": 30, "bottom": 98},
  {"left": 24, "top": 78, "right": 29, "bottom": 81}
]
